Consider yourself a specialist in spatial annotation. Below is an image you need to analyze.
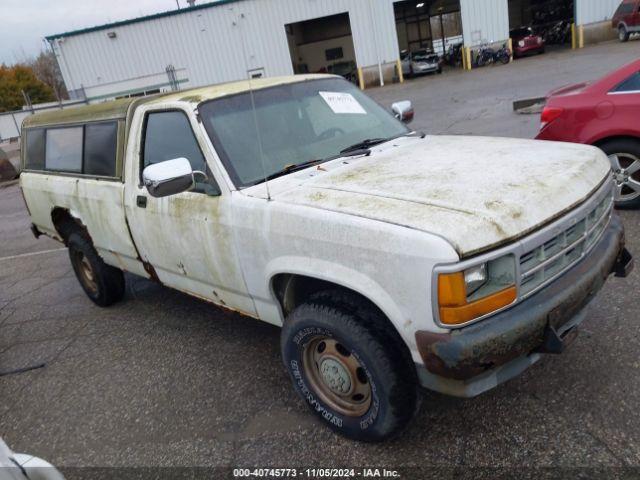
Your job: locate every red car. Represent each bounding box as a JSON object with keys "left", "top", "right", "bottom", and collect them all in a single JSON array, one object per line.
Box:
[
  {"left": 536, "top": 59, "right": 640, "bottom": 208},
  {"left": 510, "top": 27, "right": 545, "bottom": 57},
  {"left": 613, "top": 0, "right": 640, "bottom": 42}
]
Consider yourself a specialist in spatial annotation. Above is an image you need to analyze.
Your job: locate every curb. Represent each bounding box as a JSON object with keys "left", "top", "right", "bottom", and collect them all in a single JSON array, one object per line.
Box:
[{"left": 0, "top": 179, "right": 19, "bottom": 189}]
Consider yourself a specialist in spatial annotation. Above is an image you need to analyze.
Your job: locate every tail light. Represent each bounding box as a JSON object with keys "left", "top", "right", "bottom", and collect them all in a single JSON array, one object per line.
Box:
[
  {"left": 537, "top": 37, "right": 543, "bottom": 45},
  {"left": 540, "top": 106, "right": 564, "bottom": 130}
]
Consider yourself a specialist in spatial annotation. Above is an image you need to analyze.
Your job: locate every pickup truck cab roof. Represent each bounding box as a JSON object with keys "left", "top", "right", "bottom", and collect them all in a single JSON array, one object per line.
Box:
[{"left": 22, "top": 74, "right": 332, "bottom": 129}]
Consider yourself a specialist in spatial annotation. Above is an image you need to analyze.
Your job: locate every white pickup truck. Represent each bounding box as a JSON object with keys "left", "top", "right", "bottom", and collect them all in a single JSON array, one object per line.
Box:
[{"left": 20, "top": 74, "right": 633, "bottom": 441}]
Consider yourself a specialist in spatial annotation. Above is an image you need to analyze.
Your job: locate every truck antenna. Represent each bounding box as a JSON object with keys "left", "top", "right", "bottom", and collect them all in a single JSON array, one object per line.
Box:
[{"left": 234, "top": 12, "right": 271, "bottom": 201}]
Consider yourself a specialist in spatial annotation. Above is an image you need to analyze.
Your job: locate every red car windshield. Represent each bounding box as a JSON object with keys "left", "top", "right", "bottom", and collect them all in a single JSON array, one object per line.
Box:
[{"left": 510, "top": 28, "right": 533, "bottom": 38}]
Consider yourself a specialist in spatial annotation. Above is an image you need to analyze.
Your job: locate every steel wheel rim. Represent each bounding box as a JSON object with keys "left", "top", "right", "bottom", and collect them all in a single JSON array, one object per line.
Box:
[
  {"left": 609, "top": 153, "right": 640, "bottom": 202},
  {"left": 74, "top": 251, "right": 98, "bottom": 294},
  {"left": 302, "top": 336, "right": 372, "bottom": 417}
]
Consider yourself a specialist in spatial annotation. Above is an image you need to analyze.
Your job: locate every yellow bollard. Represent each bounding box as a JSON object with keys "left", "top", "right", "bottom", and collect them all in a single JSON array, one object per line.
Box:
[
  {"left": 578, "top": 25, "right": 585, "bottom": 49},
  {"left": 466, "top": 47, "right": 473, "bottom": 71},
  {"left": 358, "top": 67, "right": 365, "bottom": 90},
  {"left": 571, "top": 23, "right": 577, "bottom": 49},
  {"left": 396, "top": 59, "right": 404, "bottom": 83},
  {"left": 507, "top": 38, "right": 513, "bottom": 62}
]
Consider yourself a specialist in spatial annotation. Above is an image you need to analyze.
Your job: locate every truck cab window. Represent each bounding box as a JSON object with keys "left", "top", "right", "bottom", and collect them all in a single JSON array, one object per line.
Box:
[
  {"left": 45, "top": 127, "right": 83, "bottom": 173},
  {"left": 143, "top": 111, "right": 212, "bottom": 194},
  {"left": 84, "top": 122, "right": 118, "bottom": 177},
  {"left": 24, "top": 129, "right": 45, "bottom": 170}
]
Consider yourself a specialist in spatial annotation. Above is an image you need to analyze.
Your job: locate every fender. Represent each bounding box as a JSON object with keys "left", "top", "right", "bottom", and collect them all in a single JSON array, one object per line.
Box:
[
  {"left": 263, "top": 255, "right": 416, "bottom": 354},
  {"left": 587, "top": 129, "right": 640, "bottom": 146}
]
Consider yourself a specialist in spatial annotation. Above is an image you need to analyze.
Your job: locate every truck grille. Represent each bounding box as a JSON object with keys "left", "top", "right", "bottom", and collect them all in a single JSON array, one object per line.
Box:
[{"left": 519, "top": 192, "right": 613, "bottom": 297}]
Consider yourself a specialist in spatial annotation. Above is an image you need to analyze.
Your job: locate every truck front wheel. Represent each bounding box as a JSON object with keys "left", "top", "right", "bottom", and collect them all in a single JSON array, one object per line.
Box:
[
  {"left": 68, "top": 232, "right": 125, "bottom": 307},
  {"left": 281, "top": 291, "right": 419, "bottom": 442}
]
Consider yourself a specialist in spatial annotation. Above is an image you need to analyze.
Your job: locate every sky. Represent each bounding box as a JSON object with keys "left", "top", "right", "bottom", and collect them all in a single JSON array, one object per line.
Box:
[{"left": 0, "top": 0, "right": 191, "bottom": 65}]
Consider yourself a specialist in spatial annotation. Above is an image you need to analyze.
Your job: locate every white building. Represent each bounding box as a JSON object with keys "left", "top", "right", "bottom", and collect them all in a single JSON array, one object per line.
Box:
[{"left": 46, "top": 0, "right": 624, "bottom": 103}]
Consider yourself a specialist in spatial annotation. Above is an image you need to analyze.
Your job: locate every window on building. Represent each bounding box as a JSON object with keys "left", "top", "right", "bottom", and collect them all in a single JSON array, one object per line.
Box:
[
  {"left": 143, "top": 111, "right": 214, "bottom": 194},
  {"left": 24, "top": 129, "right": 45, "bottom": 170},
  {"left": 84, "top": 122, "right": 118, "bottom": 177},
  {"left": 325, "top": 47, "right": 344, "bottom": 61},
  {"left": 45, "top": 127, "right": 83, "bottom": 172}
]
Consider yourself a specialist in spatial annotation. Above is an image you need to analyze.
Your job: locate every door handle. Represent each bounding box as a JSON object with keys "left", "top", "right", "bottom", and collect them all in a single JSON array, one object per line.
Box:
[{"left": 136, "top": 195, "right": 147, "bottom": 208}]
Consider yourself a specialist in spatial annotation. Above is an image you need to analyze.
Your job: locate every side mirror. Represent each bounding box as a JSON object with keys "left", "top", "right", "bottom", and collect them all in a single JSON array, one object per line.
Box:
[
  {"left": 142, "top": 157, "right": 195, "bottom": 198},
  {"left": 391, "top": 100, "right": 414, "bottom": 124}
]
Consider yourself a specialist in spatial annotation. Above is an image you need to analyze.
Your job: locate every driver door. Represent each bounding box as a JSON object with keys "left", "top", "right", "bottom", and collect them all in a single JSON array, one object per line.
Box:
[{"left": 124, "top": 105, "right": 256, "bottom": 317}]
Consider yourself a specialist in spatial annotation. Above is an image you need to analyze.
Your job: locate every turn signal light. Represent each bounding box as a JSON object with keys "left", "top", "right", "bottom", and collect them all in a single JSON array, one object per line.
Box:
[{"left": 438, "top": 273, "right": 517, "bottom": 326}]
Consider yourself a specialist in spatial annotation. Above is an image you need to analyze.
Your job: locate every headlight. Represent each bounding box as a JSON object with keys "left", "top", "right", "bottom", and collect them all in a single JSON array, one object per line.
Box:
[
  {"left": 464, "top": 264, "right": 487, "bottom": 296},
  {"left": 518, "top": 40, "right": 525, "bottom": 47},
  {"left": 437, "top": 255, "right": 517, "bottom": 326}
]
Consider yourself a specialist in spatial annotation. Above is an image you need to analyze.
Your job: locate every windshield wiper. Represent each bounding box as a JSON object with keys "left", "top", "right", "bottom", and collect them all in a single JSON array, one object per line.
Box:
[
  {"left": 339, "top": 132, "right": 423, "bottom": 155},
  {"left": 340, "top": 138, "right": 388, "bottom": 154},
  {"left": 265, "top": 158, "right": 324, "bottom": 181},
  {"left": 261, "top": 149, "right": 372, "bottom": 183}
]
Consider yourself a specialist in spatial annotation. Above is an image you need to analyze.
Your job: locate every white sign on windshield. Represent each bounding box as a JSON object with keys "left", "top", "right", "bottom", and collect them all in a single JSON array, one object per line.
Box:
[{"left": 319, "top": 91, "right": 367, "bottom": 115}]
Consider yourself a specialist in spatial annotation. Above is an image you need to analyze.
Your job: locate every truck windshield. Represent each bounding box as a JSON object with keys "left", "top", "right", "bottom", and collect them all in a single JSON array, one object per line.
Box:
[{"left": 199, "top": 77, "right": 409, "bottom": 188}]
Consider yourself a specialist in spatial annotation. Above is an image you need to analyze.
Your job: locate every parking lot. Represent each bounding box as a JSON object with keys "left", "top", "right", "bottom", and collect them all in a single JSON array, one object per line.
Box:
[{"left": 1, "top": 41, "right": 640, "bottom": 476}]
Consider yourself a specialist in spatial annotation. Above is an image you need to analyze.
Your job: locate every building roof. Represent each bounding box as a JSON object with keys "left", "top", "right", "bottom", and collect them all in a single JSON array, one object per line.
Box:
[
  {"left": 22, "top": 74, "right": 333, "bottom": 128},
  {"left": 45, "top": 0, "right": 243, "bottom": 41},
  {"left": 145, "top": 74, "right": 332, "bottom": 104}
]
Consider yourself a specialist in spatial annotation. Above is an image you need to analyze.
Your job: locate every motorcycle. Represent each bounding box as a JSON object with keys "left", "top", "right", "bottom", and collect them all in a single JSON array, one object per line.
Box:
[
  {"left": 444, "top": 43, "right": 463, "bottom": 67},
  {"left": 474, "top": 43, "right": 494, "bottom": 67},
  {"left": 474, "top": 43, "right": 511, "bottom": 67},
  {"left": 544, "top": 20, "right": 572, "bottom": 45},
  {"left": 495, "top": 43, "right": 512, "bottom": 64}
]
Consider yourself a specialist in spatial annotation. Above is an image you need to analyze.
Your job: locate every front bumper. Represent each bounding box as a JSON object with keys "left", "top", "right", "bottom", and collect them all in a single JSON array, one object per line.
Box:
[
  {"left": 413, "top": 64, "right": 440, "bottom": 73},
  {"left": 514, "top": 43, "right": 544, "bottom": 56},
  {"left": 415, "top": 215, "right": 633, "bottom": 398}
]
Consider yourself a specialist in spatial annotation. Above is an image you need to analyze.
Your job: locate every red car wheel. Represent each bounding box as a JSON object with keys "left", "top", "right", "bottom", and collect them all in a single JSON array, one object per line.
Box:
[{"left": 601, "top": 139, "right": 640, "bottom": 209}]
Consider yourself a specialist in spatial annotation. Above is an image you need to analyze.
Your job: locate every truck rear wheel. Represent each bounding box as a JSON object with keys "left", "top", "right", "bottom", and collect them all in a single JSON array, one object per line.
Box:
[
  {"left": 281, "top": 290, "right": 419, "bottom": 442},
  {"left": 68, "top": 232, "right": 125, "bottom": 307}
]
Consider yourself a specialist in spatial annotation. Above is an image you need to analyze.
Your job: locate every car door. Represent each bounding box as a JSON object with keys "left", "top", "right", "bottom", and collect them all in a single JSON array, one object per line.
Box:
[{"left": 124, "top": 104, "right": 257, "bottom": 317}]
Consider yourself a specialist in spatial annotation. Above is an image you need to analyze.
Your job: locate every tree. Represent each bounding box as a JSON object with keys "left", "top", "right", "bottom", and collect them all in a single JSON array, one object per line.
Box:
[
  {"left": 29, "top": 50, "right": 68, "bottom": 101},
  {"left": 0, "top": 64, "right": 55, "bottom": 113}
]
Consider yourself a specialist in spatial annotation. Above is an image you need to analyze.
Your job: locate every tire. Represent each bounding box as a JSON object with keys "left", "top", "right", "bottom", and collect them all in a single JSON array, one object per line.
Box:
[
  {"left": 68, "top": 232, "right": 125, "bottom": 307},
  {"left": 281, "top": 290, "right": 419, "bottom": 442},
  {"left": 599, "top": 138, "right": 640, "bottom": 209},
  {"left": 500, "top": 53, "right": 510, "bottom": 65},
  {"left": 619, "top": 26, "right": 630, "bottom": 42}
]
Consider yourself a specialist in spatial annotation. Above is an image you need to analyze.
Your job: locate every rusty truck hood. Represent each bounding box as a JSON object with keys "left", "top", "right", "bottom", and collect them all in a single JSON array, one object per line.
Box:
[{"left": 271, "top": 135, "right": 611, "bottom": 258}]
